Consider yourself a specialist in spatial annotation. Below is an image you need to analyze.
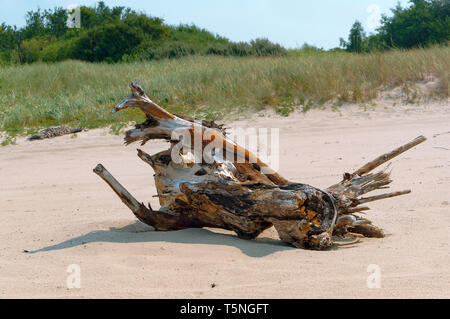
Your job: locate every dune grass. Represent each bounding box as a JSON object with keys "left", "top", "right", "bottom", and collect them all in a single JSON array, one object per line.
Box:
[{"left": 0, "top": 46, "right": 448, "bottom": 143}]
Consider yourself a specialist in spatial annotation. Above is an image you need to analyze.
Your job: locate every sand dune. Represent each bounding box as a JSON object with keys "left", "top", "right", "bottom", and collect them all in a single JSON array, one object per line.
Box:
[{"left": 1, "top": 100, "right": 449, "bottom": 298}]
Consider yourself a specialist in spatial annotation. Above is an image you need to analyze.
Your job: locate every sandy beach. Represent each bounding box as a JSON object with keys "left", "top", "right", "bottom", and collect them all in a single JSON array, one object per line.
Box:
[{"left": 1, "top": 100, "right": 449, "bottom": 298}]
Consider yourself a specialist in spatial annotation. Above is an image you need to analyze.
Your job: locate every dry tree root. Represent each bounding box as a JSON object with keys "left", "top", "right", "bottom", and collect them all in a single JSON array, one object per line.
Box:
[
  {"left": 327, "top": 135, "right": 426, "bottom": 238},
  {"left": 93, "top": 81, "right": 426, "bottom": 250}
]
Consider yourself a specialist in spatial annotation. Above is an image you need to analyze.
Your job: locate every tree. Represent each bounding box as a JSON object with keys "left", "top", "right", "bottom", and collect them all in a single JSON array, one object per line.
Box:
[
  {"left": 340, "top": 20, "right": 366, "bottom": 53},
  {"left": 0, "top": 23, "right": 17, "bottom": 63},
  {"left": 0, "top": 23, "right": 16, "bottom": 51},
  {"left": 250, "top": 38, "right": 286, "bottom": 56},
  {"left": 22, "top": 8, "right": 46, "bottom": 39},
  {"left": 44, "top": 7, "right": 68, "bottom": 37},
  {"left": 377, "top": 0, "right": 450, "bottom": 48}
]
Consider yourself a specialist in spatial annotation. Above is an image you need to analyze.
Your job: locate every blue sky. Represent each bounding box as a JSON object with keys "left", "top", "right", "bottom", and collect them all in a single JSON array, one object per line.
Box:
[{"left": 0, "top": 0, "right": 410, "bottom": 49}]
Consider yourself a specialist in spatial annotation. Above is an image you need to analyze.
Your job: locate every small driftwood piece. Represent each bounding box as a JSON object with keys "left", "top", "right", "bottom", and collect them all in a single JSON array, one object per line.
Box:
[
  {"left": 93, "top": 81, "right": 426, "bottom": 249},
  {"left": 28, "top": 126, "right": 82, "bottom": 140}
]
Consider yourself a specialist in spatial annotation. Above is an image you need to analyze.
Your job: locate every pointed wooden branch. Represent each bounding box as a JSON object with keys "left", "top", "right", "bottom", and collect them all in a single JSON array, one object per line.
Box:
[
  {"left": 354, "top": 190, "right": 412, "bottom": 206},
  {"left": 93, "top": 163, "right": 205, "bottom": 231},
  {"left": 93, "top": 164, "right": 141, "bottom": 213},
  {"left": 326, "top": 136, "right": 426, "bottom": 237},
  {"left": 352, "top": 135, "right": 426, "bottom": 176}
]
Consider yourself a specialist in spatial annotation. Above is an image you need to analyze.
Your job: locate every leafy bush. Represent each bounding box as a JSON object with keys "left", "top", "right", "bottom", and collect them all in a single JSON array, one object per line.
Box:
[
  {"left": 378, "top": 0, "right": 450, "bottom": 48},
  {"left": 40, "top": 38, "right": 77, "bottom": 62},
  {"left": 72, "top": 22, "right": 145, "bottom": 62},
  {"left": 250, "top": 38, "right": 287, "bottom": 56},
  {"left": 21, "top": 37, "right": 50, "bottom": 63},
  {"left": 152, "top": 41, "right": 196, "bottom": 59},
  {"left": 168, "top": 24, "right": 229, "bottom": 52},
  {"left": 205, "top": 41, "right": 272, "bottom": 57},
  {"left": 205, "top": 43, "right": 232, "bottom": 56},
  {"left": 229, "top": 42, "right": 253, "bottom": 56}
]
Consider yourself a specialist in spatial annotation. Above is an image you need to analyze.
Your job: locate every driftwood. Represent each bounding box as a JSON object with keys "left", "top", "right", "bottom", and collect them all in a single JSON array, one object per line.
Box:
[
  {"left": 28, "top": 126, "right": 83, "bottom": 140},
  {"left": 93, "top": 81, "right": 426, "bottom": 250}
]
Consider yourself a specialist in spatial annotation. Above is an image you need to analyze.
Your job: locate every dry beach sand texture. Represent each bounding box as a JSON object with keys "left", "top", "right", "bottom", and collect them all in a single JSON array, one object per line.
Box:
[{"left": 0, "top": 100, "right": 449, "bottom": 298}]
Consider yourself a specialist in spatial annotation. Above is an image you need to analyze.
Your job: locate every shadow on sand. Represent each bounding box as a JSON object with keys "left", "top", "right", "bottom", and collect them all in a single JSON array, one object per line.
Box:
[
  {"left": 28, "top": 221, "right": 299, "bottom": 257},
  {"left": 29, "top": 221, "right": 358, "bottom": 257}
]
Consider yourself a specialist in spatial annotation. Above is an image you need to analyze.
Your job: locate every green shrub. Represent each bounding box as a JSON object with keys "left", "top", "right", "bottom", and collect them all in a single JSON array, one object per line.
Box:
[
  {"left": 72, "top": 22, "right": 144, "bottom": 62},
  {"left": 169, "top": 24, "right": 229, "bottom": 49},
  {"left": 21, "top": 37, "right": 49, "bottom": 63},
  {"left": 40, "top": 38, "right": 77, "bottom": 62},
  {"left": 250, "top": 38, "right": 287, "bottom": 56},
  {"left": 205, "top": 43, "right": 232, "bottom": 56},
  {"left": 229, "top": 42, "right": 253, "bottom": 56},
  {"left": 152, "top": 41, "right": 196, "bottom": 59}
]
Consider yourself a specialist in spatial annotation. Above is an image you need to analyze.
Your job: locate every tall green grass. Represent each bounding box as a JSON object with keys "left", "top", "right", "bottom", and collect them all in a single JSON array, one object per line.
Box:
[{"left": 0, "top": 46, "right": 448, "bottom": 140}]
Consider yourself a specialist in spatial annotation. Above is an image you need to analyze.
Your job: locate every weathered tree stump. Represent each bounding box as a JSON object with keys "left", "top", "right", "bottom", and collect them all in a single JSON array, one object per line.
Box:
[{"left": 93, "top": 81, "right": 426, "bottom": 250}]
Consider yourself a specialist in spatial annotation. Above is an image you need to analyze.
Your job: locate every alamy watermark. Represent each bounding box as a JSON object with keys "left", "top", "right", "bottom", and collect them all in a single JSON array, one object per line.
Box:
[
  {"left": 66, "top": 5, "right": 81, "bottom": 29},
  {"left": 366, "top": 264, "right": 381, "bottom": 288},
  {"left": 66, "top": 264, "right": 81, "bottom": 288},
  {"left": 169, "top": 120, "right": 280, "bottom": 174}
]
